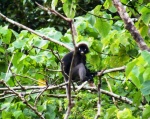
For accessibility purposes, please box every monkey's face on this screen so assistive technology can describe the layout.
[77,44,89,55]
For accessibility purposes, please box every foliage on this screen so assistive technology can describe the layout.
[0,0,150,118]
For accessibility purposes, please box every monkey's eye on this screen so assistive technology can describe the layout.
[84,49,86,51]
[78,48,81,51]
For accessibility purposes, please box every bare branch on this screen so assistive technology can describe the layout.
[36,2,72,22]
[94,76,102,119]
[97,66,126,76]
[105,77,118,108]
[47,94,76,98]
[0,82,144,110]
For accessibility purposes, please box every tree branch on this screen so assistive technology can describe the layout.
[0,80,45,119]
[112,0,150,51]
[0,12,72,51]
[0,83,144,110]
[97,66,125,76]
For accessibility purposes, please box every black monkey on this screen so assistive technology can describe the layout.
[61,43,97,83]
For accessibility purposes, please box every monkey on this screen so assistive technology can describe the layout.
[61,43,97,84]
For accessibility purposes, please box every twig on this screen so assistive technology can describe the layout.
[94,71,104,119]
[105,77,118,108]
[47,94,76,98]
[0,82,68,91]
[13,73,46,85]
[97,66,126,76]
[75,81,88,92]
[64,17,76,119]
[36,2,72,22]
[34,82,49,107]
[4,53,14,81]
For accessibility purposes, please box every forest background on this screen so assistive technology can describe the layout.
[0,0,150,118]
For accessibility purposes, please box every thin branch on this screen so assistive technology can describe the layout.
[84,86,143,110]
[34,82,49,107]
[64,17,76,119]
[97,66,126,76]
[13,73,46,85]
[4,53,14,81]
[36,3,78,118]
[105,77,118,108]
[1,80,45,119]
[94,72,103,119]
[36,2,71,22]
[47,94,76,98]
[0,82,144,110]
[75,81,88,92]
[35,5,77,115]
[0,12,72,51]
[112,0,150,51]
[0,82,68,92]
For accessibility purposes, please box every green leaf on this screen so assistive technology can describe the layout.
[141,51,150,65]
[139,24,149,38]
[63,1,76,18]
[51,0,58,10]
[13,111,22,119]
[0,46,5,53]
[38,28,62,41]
[11,29,19,38]
[143,105,150,119]
[92,5,102,15]
[30,55,45,63]
[143,67,150,81]
[110,41,119,54]
[117,108,134,119]
[141,80,150,96]
[105,106,118,119]
[86,14,96,26]
[109,5,117,13]
[140,3,150,25]
[129,72,141,89]
[94,18,111,37]
[1,72,12,82]
[3,29,12,44]
[133,91,142,106]
[33,38,49,48]
[12,38,27,49]
[45,104,56,119]
[2,111,12,118]
[0,26,7,35]
[0,27,12,44]
[126,59,138,77]
[103,0,112,9]
[12,52,24,72]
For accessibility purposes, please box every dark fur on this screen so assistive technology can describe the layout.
[61,43,97,83]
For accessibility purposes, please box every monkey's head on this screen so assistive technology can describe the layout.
[76,43,89,55]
